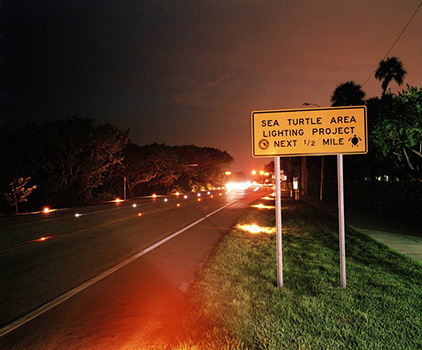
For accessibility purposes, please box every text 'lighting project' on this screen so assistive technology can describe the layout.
[251,106,367,288]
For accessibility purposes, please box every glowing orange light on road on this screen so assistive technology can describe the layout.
[114,198,122,203]
[137,213,143,217]
[251,203,276,209]
[176,203,181,207]
[236,224,276,235]
[36,236,53,242]
[197,198,202,202]
[219,193,222,196]
[175,192,180,196]
[43,207,50,213]
[259,170,265,175]
[164,198,168,202]
[183,195,188,199]
[210,195,214,198]
[152,194,157,198]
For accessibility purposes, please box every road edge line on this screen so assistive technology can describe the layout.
[0,200,237,338]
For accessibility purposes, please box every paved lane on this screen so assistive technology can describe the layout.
[0,187,268,348]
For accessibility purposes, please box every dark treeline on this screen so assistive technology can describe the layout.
[264,62,422,225]
[1,118,233,214]
[309,83,422,225]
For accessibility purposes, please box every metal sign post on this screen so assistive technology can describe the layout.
[252,106,367,289]
[275,156,283,287]
[337,155,346,288]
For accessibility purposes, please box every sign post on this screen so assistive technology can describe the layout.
[252,106,367,288]
[337,155,346,288]
[274,156,283,287]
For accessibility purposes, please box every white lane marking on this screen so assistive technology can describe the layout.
[0,200,237,338]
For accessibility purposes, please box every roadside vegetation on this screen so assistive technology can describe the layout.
[0,119,233,213]
[271,57,422,226]
[174,197,422,349]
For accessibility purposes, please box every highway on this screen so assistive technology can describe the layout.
[0,187,269,348]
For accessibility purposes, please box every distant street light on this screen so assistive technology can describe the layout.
[303,102,321,107]
[225,171,232,176]
[251,170,257,176]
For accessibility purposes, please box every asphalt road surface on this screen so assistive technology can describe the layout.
[0,187,269,349]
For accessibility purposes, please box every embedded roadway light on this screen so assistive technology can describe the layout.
[36,236,53,242]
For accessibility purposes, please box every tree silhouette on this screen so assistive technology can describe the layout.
[330,81,366,106]
[374,56,407,97]
[5,177,37,214]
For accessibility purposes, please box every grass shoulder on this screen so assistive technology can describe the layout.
[174,197,422,350]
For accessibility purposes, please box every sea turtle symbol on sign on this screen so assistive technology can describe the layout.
[349,135,362,147]
[258,139,269,150]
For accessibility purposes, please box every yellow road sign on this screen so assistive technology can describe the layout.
[252,106,367,157]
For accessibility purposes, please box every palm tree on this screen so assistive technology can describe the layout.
[374,56,407,97]
[330,81,366,106]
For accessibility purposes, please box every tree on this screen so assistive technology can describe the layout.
[121,143,180,197]
[174,145,233,191]
[5,118,128,207]
[330,81,366,106]
[375,56,407,97]
[5,177,37,214]
[116,143,234,197]
[371,85,422,179]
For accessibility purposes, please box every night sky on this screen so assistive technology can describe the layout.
[1,0,421,172]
